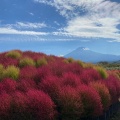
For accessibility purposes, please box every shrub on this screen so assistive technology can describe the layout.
[20,66,37,80]
[11,91,27,112]
[65,63,83,76]
[104,79,117,104]
[36,57,47,67]
[77,85,103,117]
[10,91,35,120]
[67,58,75,63]
[0,92,11,116]
[0,57,18,67]
[58,86,83,120]
[26,89,57,120]
[1,78,17,94]
[106,75,120,103]
[36,66,51,84]
[61,72,81,88]
[5,50,21,59]
[0,64,4,80]
[90,81,111,111]
[94,66,108,79]
[3,65,20,80]
[39,76,61,103]
[76,60,85,68]
[19,57,35,68]
[80,68,101,84]
[17,79,36,92]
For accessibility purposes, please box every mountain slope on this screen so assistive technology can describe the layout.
[64,47,120,63]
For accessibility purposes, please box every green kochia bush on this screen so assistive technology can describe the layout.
[3,65,20,80]
[5,50,22,59]
[36,57,47,67]
[94,66,108,79]
[0,64,4,80]
[19,57,35,67]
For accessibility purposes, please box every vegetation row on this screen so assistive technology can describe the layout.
[0,50,120,120]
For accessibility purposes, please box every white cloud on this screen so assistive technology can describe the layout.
[4,22,47,29]
[0,27,48,35]
[16,22,46,29]
[34,0,120,42]
[29,12,34,16]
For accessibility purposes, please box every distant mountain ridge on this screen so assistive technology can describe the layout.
[64,47,120,63]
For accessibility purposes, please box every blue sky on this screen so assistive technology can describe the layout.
[0,0,120,56]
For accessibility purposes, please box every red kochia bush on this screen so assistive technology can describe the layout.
[90,81,111,111]
[58,86,83,120]
[106,75,120,103]
[10,91,28,117]
[36,66,51,84]
[80,68,101,84]
[17,79,36,92]
[0,92,11,116]
[39,76,61,103]
[0,57,18,67]
[26,89,57,120]
[20,66,37,80]
[1,78,17,94]
[77,85,103,117]
[65,62,83,75]
[61,72,81,88]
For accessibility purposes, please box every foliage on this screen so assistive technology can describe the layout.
[0,50,120,119]
[19,57,35,68]
[0,64,4,80]
[36,57,47,67]
[94,66,108,79]
[5,50,22,59]
[3,65,20,80]
[26,89,57,120]
[77,85,103,117]
[58,86,83,120]
[90,81,111,110]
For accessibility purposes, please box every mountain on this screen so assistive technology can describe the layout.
[64,47,120,63]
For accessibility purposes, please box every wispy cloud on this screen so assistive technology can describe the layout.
[0,27,48,35]
[5,22,47,29]
[0,21,48,36]
[34,0,120,42]
[29,12,34,16]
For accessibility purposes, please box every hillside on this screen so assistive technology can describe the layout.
[0,50,120,120]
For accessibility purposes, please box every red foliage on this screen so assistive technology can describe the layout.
[90,81,111,111]
[36,66,51,84]
[11,91,28,112]
[80,68,101,84]
[65,62,83,75]
[17,79,36,92]
[0,92,11,116]
[58,86,83,120]
[0,57,19,67]
[106,75,120,103]
[39,76,61,103]
[26,89,57,120]
[20,66,37,80]
[1,78,17,94]
[61,72,81,88]
[77,85,103,117]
